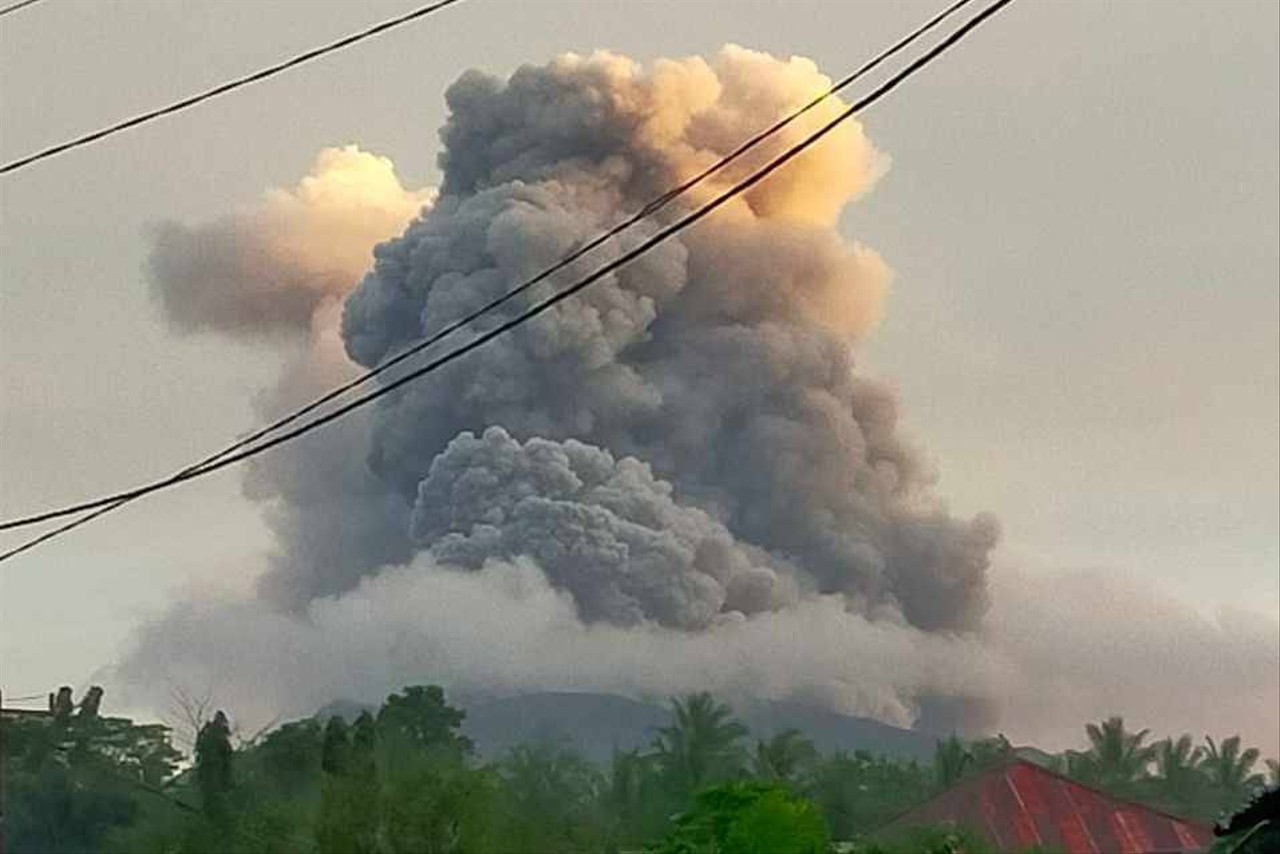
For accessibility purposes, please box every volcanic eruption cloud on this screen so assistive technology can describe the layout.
[126,48,1280,751]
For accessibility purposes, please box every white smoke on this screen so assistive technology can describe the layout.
[115,557,1280,757]
[150,145,432,339]
[121,46,1279,756]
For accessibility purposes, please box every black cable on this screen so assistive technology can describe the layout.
[0,0,1016,554]
[0,0,467,175]
[636,0,975,219]
[0,0,978,548]
[0,0,1014,538]
[0,0,44,19]
[0,494,143,562]
[0,0,979,562]
[1,692,50,703]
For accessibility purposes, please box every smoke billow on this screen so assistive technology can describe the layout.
[116,557,1280,756]
[303,46,990,633]
[413,427,800,629]
[151,145,433,339]
[121,47,1278,752]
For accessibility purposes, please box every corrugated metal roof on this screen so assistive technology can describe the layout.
[877,758,1214,853]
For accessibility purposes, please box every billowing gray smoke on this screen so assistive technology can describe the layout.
[135,47,1014,734]
[128,48,1280,751]
[412,427,798,628]
[202,47,998,634]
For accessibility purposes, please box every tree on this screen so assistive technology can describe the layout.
[650,781,829,854]
[1211,786,1279,854]
[652,693,748,800]
[194,710,234,822]
[932,734,1011,790]
[381,758,497,853]
[967,735,1012,771]
[317,713,380,854]
[317,773,379,854]
[2,690,182,853]
[1156,735,1203,783]
[1202,735,1265,815]
[351,711,379,780]
[1069,716,1155,790]
[494,743,606,852]
[807,751,932,840]
[320,715,352,775]
[933,735,971,789]
[752,729,819,786]
[1147,734,1206,811]
[855,824,995,854]
[603,748,668,847]
[377,685,473,760]
[255,718,323,795]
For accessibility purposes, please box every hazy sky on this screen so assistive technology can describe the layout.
[1,0,1276,736]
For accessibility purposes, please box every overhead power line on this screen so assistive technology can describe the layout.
[0,0,978,563]
[0,0,45,20]
[0,0,467,175]
[1,692,50,703]
[0,0,1016,559]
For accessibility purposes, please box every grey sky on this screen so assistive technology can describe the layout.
[1,0,1276,739]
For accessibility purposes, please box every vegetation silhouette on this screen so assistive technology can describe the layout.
[2,684,1274,852]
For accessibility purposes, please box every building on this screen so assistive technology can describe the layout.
[875,757,1214,853]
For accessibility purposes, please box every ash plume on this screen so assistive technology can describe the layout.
[322,46,989,633]
[150,145,432,339]
[412,426,799,629]
[115,46,1279,752]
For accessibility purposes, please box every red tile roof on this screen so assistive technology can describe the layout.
[877,758,1214,853]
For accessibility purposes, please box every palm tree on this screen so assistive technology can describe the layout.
[933,735,972,789]
[1149,734,1206,812]
[752,729,819,785]
[603,749,665,845]
[1073,717,1155,789]
[652,693,748,798]
[968,734,1013,771]
[1202,735,1265,811]
[1155,735,1204,785]
[1266,759,1280,787]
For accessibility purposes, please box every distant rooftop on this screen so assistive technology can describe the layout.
[876,757,1214,854]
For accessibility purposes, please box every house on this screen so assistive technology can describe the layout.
[874,757,1214,853]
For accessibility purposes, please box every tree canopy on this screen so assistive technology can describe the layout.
[4,685,1273,853]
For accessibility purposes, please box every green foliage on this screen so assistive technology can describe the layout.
[351,711,379,773]
[258,718,323,795]
[1154,734,1203,789]
[933,735,971,788]
[11,685,1278,854]
[493,743,607,852]
[1203,735,1265,799]
[6,757,138,853]
[2,705,182,853]
[652,692,749,800]
[381,756,498,853]
[807,750,932,840]
[753,729,820,785]
[320,715,352,775]
[603,748,670,847]
[195,710,235,822]
[1065,716,1156,795]
[376,685,473,761]
[849,823,995,853]
[650,781,829,854]
[317,774,380,854]
[931,734,1014,792]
